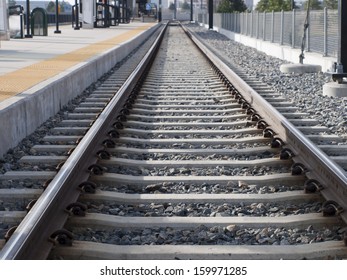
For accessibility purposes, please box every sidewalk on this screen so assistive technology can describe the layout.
[0,22,156,100]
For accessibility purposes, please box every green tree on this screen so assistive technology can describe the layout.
[323,0,338,9]
[255,0,294,12]
[217,0,234,12]
[47,1,56,12]
[255,0,270,12]
[181,0,190,10]
[59,2,65,13]
[169,2,176,10]
[303,0,323,10]
[216,0,248,13]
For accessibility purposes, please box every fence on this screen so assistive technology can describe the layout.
[197,8,338,58]
[47,12,73,25]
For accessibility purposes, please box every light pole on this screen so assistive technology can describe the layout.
[74,0,80,30]
[25,0,32,37]
[158,0,162,22]
[190,0,193,21]
[208,0,213,29]
[54,0,61,33]
[339,0,347,71]
[174,0,177,20]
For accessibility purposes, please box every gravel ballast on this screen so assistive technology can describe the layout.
[186,23,347,139]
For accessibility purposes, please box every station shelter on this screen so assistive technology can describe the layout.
[1,0,158,39]
[71,0,157,28]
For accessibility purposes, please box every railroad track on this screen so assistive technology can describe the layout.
[1,21,347,260]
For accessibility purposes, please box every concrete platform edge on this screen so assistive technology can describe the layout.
[0,23,161,158]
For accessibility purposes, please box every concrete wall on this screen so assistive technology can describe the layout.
[0,23,161,158]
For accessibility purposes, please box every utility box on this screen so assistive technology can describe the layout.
[31,8,48,36]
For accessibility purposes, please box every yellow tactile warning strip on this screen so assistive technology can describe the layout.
[0,24,154,102]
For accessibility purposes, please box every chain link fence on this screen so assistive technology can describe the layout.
[197,8,338,58]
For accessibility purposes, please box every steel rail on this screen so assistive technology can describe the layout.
[0,22,168,260]
[182,24,347,225]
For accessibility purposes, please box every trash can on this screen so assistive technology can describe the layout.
[31,7,48,36]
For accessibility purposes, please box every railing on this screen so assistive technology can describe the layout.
[47,12,73,25]
[197,8,338,58]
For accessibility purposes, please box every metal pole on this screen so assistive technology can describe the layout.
[235,13,241,33]
[271,11,274,43]
[241,12,244,34]
[190,0,193,21]
[174,0,177,20]
[158,0,162,22]
[208,0,213,29]
[250,11,253,37]
[339,0,347,71]
[256,11,259,39]
[306,10,310,52]
[323,7,327,57]
[54,0,61,33]
[292,9,295,48]
[263,11,266,41]
[280,10,284,45]
[25,0,32,37]
[299,0,311,64]
[74,0,80,30]
[20,13,24,38]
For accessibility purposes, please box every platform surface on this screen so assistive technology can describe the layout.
[0,22,156,103]
[0,21,158,158]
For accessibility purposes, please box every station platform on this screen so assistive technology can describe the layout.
[0,21,159,158]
